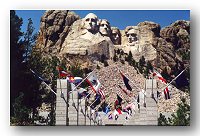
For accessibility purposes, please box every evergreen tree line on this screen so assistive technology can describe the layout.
[10,10,90,125]
[158,98,190,126]
[113,49,153,78]
[11,10,66,125]
[113,49,190,92]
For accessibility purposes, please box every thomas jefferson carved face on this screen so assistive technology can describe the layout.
[111,27,121,45]
[99,19,111,36]
[83,13,98,33]
[126,29,138,43]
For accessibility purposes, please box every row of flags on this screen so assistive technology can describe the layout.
[30,64,189,122]
[152,67,189,100]
[153,69,171,99]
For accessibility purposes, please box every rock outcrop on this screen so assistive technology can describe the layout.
[36,10,80,54]
[36,11,114,60]
[155,20,190,73]
[35,10,190,80]
[115,22,160,62]
[60,18,114,59]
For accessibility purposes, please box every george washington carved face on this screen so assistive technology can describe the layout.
[83,13,98,33]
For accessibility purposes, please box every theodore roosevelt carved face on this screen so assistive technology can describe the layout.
[111,27,121,45]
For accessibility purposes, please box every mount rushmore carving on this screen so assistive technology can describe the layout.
[36,10,190,69]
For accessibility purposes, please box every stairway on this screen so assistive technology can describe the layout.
[55,79,158,125]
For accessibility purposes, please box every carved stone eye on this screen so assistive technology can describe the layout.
[131,34,137,37]
[126,33,137,37]
[86,18,90,22]
[100,24,105,27]
[91,18,95,22]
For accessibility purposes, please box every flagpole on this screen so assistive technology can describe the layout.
[93,100,105,125]
[79,70,96,103]
[57,66,64,94]
[67,70,94,118]
[77,93,98,125]
[117,67,146,96]
[90,108,92,125]
[117,84,139,110]
[94,99,105,111]
[42,81,57,95]
[72,70,94,92]
[89,97,99,107]
[85,97,87,125]
[133,97,140,105]
[144,78,146,107]
[102,107,111,121]
[151,74,154,98]
[162,66,188,90]
[72,70,95,104]
[70,70,95,125]
[30,69,57,95]
[77,93,79,126]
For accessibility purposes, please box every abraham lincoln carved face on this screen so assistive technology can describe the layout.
[126,29,138,44]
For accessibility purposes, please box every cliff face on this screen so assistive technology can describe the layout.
[36,10,115,60]
[35,10,190,74]
[156,20,190,73]
[36,10,80,54]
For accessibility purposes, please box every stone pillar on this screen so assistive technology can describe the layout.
[55,79,68,125]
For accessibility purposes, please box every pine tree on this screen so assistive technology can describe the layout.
[170,98,190,126]
[117,49,120,54]
[158,113,170,126]
[113,53,118,62]
[132,58,136,67]
[127,51,133,61]
[125,51,133,65]
[10,11,42,125]
[10,10,25,118]
[28,51,60,125]
[139,56,146,67]
[97,64,100,69]
[161,67,170,81]
[11,92,31,125]
[23,18,38,61]
[146,61,153,71]
[100,54,106,63]
[158,98,190,126]
[104,60,109,67]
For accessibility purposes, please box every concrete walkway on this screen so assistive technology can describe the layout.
[55,79,158,125]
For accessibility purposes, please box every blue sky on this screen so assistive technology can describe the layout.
[16,10,190,34]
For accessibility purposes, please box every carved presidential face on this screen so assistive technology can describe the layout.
[111,28,121,45]
[83,13,98,33]
[126,29,138,43]
[99,19,111,36]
